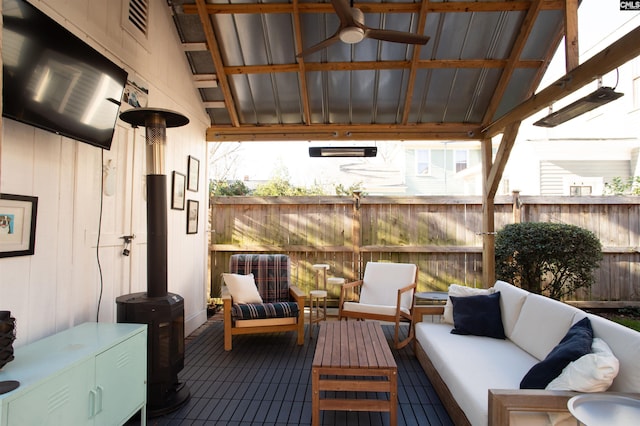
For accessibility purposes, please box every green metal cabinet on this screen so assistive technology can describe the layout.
[0,323,147,426]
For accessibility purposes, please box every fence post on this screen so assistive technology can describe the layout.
[512,190,522,224]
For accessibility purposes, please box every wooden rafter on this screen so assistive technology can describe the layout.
[194,0,240,127]
[292,0,313,125]
[206,122,482,142]
[564,0,579,72]
[481,0,543,125]
[483,24,640,138]
[221,59,542,75]
[182,1,564,15]
[401,0,430,125]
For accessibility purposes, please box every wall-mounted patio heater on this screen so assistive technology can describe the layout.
[309,146,377,157]
[533,87,623,127]
[116,107,190,417]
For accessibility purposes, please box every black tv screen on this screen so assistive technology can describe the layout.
[2,0,128,150]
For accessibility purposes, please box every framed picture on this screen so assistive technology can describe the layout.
[0,193,38,258]
[187,155,199,192]
[171,171,186,210]
[187,200,199,234]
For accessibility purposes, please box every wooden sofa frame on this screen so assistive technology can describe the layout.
[413,305,593,426]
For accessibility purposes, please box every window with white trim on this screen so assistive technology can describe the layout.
[416,150,431,175]
[454,150,468,172]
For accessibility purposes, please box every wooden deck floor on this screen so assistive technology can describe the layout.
[145,318,453,426]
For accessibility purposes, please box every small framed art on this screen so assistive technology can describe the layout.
[187,155,199,192]
[171,171,186,210]
[187,200,199,234]
[0,193,38,258]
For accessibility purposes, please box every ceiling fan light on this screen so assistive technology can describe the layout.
[339,27,365,44]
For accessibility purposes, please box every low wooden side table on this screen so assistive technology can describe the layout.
[312,321,398,426]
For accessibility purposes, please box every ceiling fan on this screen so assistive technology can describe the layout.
[297,0,430,58]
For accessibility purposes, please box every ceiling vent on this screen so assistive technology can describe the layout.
[122,0,150,48]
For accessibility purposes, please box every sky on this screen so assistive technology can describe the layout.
[209,1,640,188]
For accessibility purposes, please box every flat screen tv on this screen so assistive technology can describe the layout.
[2,0,128,150]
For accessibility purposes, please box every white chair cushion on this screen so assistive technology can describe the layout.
[223,273,263,304]
[343,301,411,317]
[443,284,496,325]
[359,262,417,310]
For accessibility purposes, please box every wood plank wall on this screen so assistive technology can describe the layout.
[209,195,640,303]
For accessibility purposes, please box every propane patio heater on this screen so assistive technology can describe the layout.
[116,107,190,416]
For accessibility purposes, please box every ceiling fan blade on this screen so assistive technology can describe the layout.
[365,28,430,45]
[330,0,356,26]
[297,33,342,58]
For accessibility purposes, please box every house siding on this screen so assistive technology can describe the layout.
[0,0,209,345]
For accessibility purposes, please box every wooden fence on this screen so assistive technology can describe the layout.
[209,194,640,303]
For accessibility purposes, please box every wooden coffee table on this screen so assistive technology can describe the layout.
[312,321,398,426]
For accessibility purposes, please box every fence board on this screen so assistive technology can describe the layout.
[209,195,640,302]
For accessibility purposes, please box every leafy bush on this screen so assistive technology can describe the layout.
[604,176,640,195]
[210,179,251,196]
[495,222,602,300]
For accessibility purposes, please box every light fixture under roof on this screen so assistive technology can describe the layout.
[533,87,624,128]
[309,147,377,157]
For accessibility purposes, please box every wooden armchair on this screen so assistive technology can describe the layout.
[338,261,418,349]
[223,254,305,350]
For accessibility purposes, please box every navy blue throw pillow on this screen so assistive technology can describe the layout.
[450,292,506,339]
[520,317,594,389]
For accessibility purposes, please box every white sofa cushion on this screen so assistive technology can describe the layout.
[510,293,581,360]
[546,337,619,392]
[416,321,538,426]
[443,284,496,325]
[359,262,417,311]
[587,313,640,393]
[493,280,529,338]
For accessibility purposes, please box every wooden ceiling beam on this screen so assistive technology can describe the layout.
[206,123,482,142]
[564,0,579,72]
[402,0,431,125]
[482,24,640,138]
[481,0,543,124]
[182,1,563,15]
[292,0,312,125]
[222,59,542,75]
[195,0,240,126]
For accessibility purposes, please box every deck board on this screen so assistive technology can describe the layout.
[137,319,453,426]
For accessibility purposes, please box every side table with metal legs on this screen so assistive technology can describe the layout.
[310,264,330,337]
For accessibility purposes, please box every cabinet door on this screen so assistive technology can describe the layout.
[94,331,147,426]
[7,359,94,426]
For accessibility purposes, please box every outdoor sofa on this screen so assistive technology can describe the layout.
[414,280,640,426]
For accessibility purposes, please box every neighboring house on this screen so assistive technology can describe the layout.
[402,141,485,196]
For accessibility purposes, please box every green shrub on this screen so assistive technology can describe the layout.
[495,222,602,300]
[210,179,251,196]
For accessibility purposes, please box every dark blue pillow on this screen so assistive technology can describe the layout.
[450,292,506,339]
[520,317,593,389]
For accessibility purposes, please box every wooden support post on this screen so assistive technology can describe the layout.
[481,139,495,288]
[352,191,362,279]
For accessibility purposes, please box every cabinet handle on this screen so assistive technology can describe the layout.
[89,389,97,418]
[96,385,104,415]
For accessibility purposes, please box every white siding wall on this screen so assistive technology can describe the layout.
[0,0,210,346]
